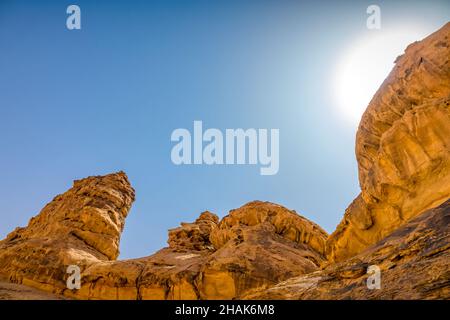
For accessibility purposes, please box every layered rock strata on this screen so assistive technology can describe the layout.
[1,23,449,301]
[243,199,450,300]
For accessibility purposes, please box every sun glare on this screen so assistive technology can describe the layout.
[334,26,432,125]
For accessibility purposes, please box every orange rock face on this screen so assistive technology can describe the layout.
[243,199,450,300]
[0,172,135,294]
[0,179,327,299]
[327,22,450,262]
[1,23,449,301]
[168,211,218,251]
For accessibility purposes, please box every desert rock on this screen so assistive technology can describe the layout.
[1,23,449,301]
[243,199,450,300]
[168,211,219,251]
[327,22,450,262]
[0,181,328,299]
[0,172,135,294]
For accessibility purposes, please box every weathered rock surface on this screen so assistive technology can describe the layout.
[0,172,135,294]
[243,199,450,300]
[126,201,327,299]
[168,211,218,251]
[327,22,450,262]
[0,277,65,300]
[1,23,449,301]
[0,178,327,299]
[210,201,327,256]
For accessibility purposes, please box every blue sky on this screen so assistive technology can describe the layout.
[0,0,449,259]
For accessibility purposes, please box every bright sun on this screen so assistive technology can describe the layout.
[334,26,432,124]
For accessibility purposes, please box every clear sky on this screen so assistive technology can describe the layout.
[0,0,449,259]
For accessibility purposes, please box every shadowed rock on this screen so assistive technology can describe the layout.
[243,199,450,300]
[0,177,327,299]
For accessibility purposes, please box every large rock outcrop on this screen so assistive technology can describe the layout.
[243,199,450,300]
[0,178,328,299]
[0,172,135,293]
[0,277,65,300]
[327,22,450,262]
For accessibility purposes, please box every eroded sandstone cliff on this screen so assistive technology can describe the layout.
[0,178,328,299]
[326,22,450,262]
[0,172,135,293]
[0,23,449,300]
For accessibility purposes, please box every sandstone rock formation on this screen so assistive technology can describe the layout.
[0,23,449,301]
[0,178,328,299]
[168,211,218,251]
[0,277,65,300]
[0,172,135,294]
[327,22,450,262]
[210,201,327,257]
[243,199,450,299]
